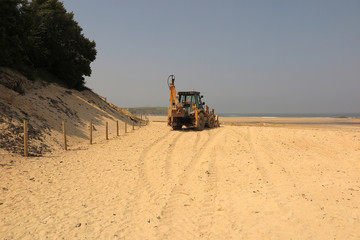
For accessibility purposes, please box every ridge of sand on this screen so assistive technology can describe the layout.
[0,67,139,156]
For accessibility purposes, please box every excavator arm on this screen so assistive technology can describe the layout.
[168,75,180,108]
[168,75,185,127]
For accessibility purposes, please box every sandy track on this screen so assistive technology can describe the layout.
[1,122,360,239]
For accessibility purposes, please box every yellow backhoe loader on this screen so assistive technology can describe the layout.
[167,75,219,130]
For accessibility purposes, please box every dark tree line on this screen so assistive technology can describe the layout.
[0,0,97,90]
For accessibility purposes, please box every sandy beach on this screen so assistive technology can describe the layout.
[1,118,360,239]
[2,1,360,239]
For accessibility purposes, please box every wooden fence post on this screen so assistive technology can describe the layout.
[24,120,28,157]
[89,122,93,144]
[116,120,119,136]
[139,120,141,128]
[106,121,109,140]
[125,122,127,133]
[62,121,67,151]
[132,121,134,130]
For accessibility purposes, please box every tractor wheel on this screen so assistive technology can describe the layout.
[172,125,182,130]
[208,116,215,128]
[195,113,205,131]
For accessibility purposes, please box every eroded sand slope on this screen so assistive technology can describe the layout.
[1,122,360,239]
[0,67,139,155]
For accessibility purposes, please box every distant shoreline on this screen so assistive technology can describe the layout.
[148,116,360,127]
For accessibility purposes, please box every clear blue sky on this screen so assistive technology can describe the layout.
[62,0,360,114]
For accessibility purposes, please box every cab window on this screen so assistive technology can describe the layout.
[194,95,201,108]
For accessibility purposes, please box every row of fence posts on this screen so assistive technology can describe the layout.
[23,116,148,157]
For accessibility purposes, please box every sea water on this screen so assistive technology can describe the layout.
[219,113,360,119]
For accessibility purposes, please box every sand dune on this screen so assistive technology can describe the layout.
[1,119,359,239]
[0,67,142,156]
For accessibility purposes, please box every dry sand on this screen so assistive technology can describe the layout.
[1,117,359,239]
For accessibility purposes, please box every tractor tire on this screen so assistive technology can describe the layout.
[195,113,205,131]
[172,125,182,130]
[208,116,215,128]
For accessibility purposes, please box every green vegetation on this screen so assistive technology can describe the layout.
[128,107,168,116]
[0,0,96,90]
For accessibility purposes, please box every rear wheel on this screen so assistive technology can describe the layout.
[195,113,205,131]
[172,125,182,130]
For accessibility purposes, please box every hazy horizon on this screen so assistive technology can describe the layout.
[62,0,360,114]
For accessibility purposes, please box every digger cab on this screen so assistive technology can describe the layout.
[178,91,204,116]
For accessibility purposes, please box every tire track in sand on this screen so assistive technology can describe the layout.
[206,127,251,239]
[245,127,314,239]
[197,143,225,239]
[116,129,202,239]
[116,130,174,239]
[157,127,224,239]
[201,126,265,239]
[164,131,197,181]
